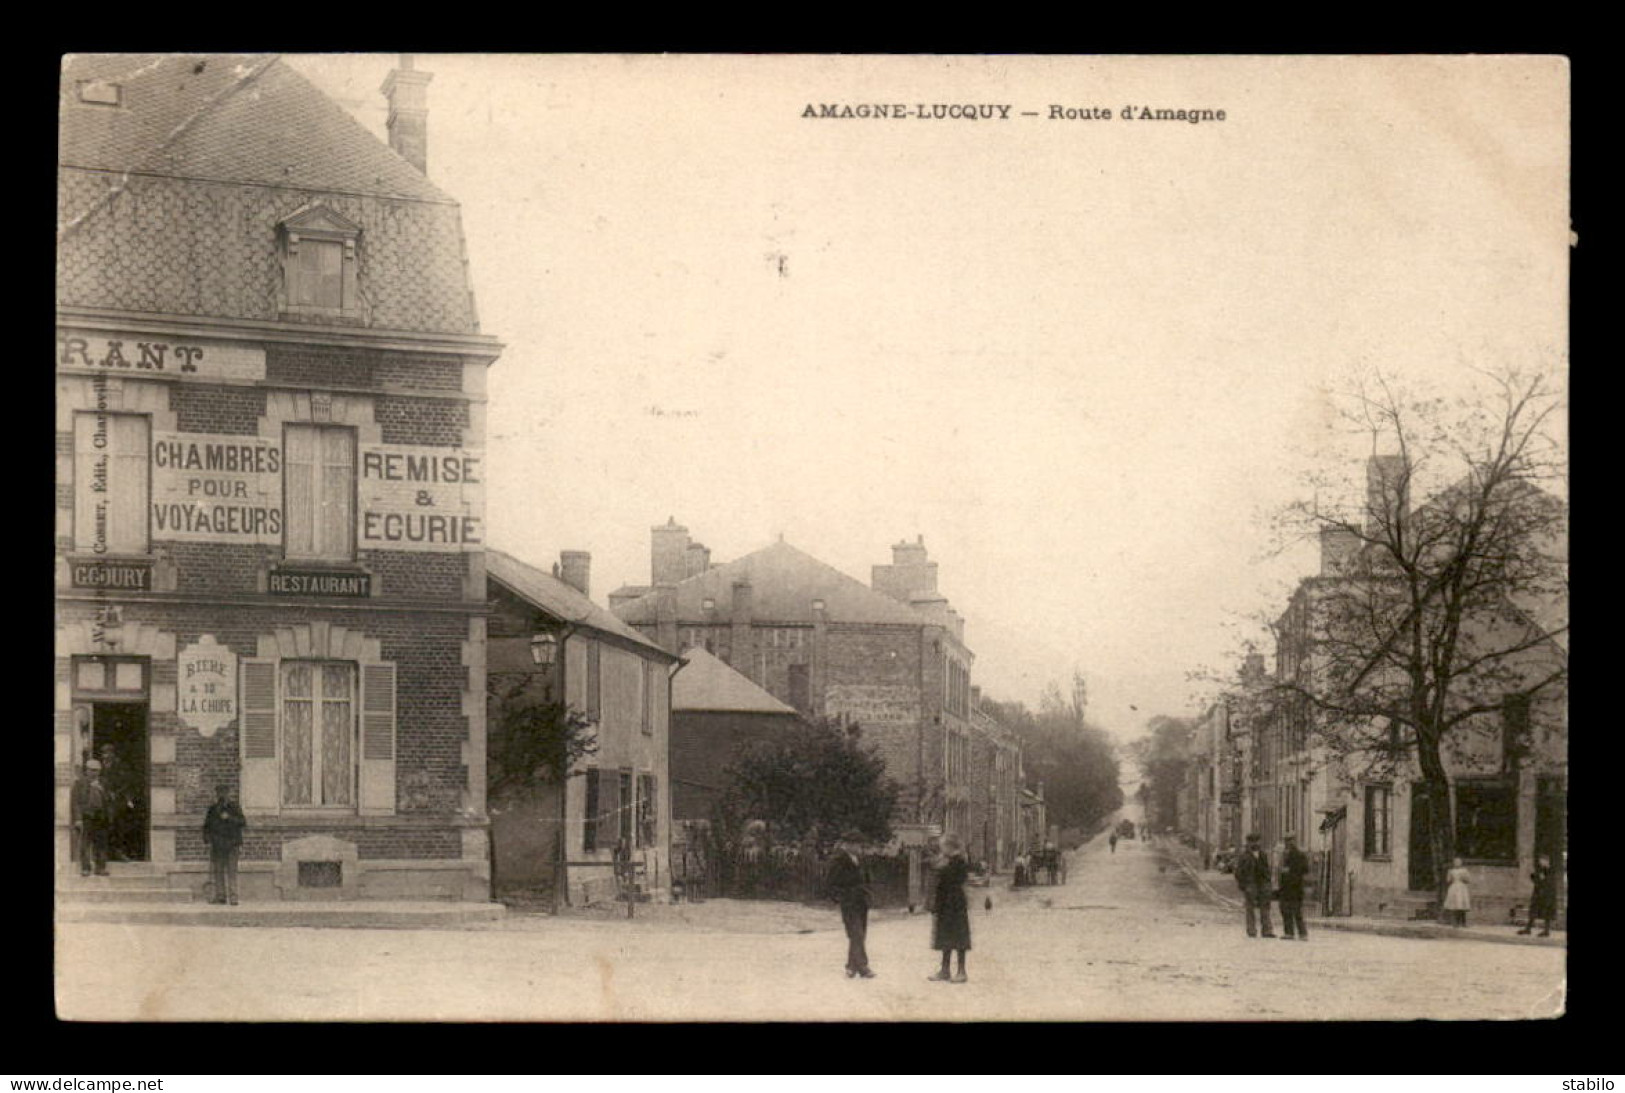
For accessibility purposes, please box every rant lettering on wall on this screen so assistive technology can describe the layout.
[57,329,266,383]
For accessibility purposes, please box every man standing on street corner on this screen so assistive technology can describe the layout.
[826,831,876,979]
[1277,834,1310,940]
[1235,832,1276,938]
[71,759,111,876]
[203,782,247,905]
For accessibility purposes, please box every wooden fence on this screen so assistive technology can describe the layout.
[673,844,910,907]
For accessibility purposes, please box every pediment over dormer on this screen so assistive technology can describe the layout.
[279,203,362,237]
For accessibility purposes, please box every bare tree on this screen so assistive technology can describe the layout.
[1272,369,1567,916]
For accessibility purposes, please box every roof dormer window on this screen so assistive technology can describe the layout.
[278,203,364,322]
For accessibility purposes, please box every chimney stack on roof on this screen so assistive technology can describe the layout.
[651,516,691,586]
[1365,454,1408,538]
[684,541,712,579]
[381,54,432,175]
[559,551,591,598]
[872,534,939,603]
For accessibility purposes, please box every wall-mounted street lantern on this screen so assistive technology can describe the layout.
[529,631,558,667]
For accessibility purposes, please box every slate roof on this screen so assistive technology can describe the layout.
[59,54,451,204]
[671,648,798,715]
[487,549,676,660]
[612,539,933,627]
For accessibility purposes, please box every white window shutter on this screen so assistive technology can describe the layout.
[359,661,397,815]
[239,658,279,812]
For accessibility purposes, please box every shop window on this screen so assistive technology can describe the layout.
[284,424,355,561]
[1364,784,1392,858]
[1455,779,1517,864]
[73,412,150,554]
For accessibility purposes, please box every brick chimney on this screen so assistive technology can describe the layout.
[381,55,433,175]
[651,517,691,586]
[1365,454,1408,538]
[558,550,591,598]
[684,541,712,579]
[872,533,939,603]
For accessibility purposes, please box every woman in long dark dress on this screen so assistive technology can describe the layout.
[929,833,972,983]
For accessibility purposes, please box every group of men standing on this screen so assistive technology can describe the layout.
[70,760,246,904]
[1231,832,1311,940]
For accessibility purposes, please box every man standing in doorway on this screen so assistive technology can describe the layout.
[1277,835,1309,940]
[825,832,875,979]
[70,759,110,876]
[203,783,247,905]
[1234,832,1276,938]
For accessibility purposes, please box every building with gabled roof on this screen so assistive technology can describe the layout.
[610,520,1007,888]
[56,54,501,905]
[668,647,799,826]
[486,549,679,907]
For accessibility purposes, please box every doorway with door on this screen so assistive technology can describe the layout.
[71,656,151,864]
[1408,781,1438,893]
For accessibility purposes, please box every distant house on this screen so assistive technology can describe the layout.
[486,548,679,907]
[612,520,1026,902]
[611,522,978,836]
[669,647,799,825]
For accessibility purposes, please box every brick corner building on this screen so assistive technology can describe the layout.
[56,54,502,902]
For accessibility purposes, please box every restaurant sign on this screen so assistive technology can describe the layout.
[268,567,372,598]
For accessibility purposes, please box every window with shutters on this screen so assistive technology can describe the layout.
[73,412,149,554]
[641,662,656,736]
[583,768,601,852]
[281,661,356,808]
[283,424,355,561]
[240,652,393,815]
[585,641,602,720]
[1364,784,1392,859]
[618,770,634,850]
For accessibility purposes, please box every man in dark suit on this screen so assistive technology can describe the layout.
[1234,832,1276,938]
[1277,834,1310,940]
[825,832,876,978]
[70,759,110,876]
[203,783,248,905]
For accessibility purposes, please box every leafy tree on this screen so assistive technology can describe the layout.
[486,675,598,800]
[1131,715,1195,833]
[715,717,897,856]
[983,672,1123,835]
[1269,369,1567,914]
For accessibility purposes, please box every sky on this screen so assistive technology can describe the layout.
[286,54,1568,743]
